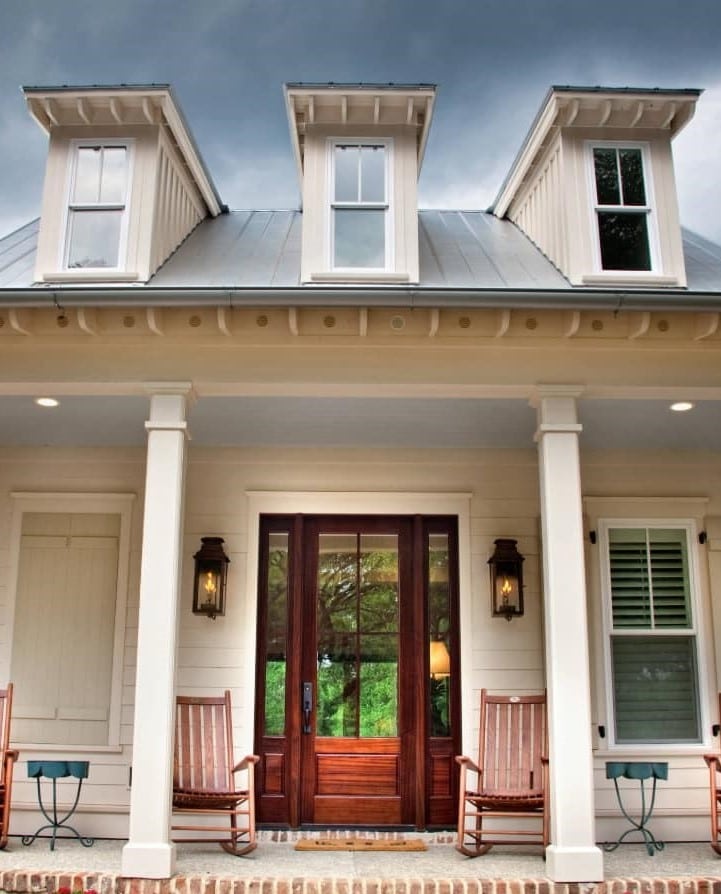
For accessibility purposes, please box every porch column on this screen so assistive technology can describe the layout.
[533,386,603,882]
[121,384,194,879]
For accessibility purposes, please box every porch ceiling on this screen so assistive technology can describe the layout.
[1,394,720,450]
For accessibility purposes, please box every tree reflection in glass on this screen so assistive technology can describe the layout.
[316,533,399,737]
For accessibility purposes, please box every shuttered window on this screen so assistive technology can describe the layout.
[607,527,701,744]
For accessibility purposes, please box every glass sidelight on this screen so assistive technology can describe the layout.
[428,533,451,737]
[263,532,290,736]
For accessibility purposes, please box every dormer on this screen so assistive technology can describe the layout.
[25,85,223,284]
[285,83,435,284]
[492,86,701,288]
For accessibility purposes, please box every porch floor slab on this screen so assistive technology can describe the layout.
[2,834,721,893]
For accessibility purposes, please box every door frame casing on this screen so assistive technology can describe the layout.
[243,491,474,789]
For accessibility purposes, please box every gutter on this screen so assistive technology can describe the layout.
[2,286,721,312]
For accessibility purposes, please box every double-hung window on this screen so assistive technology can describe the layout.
[591,144,654,272]
[602,523,702,745]
[65,142,130,270]
[331,141,389,270]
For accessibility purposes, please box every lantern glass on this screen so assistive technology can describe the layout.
[193,537,229,619]
[488,538,524,620]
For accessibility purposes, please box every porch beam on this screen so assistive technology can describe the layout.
[533,385,604,883]
[121,383,194,880]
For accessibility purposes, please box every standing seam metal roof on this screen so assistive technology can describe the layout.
[1,210,720,293]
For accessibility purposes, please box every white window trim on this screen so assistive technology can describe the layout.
[585,140,661,277]
[597,516,712,754]
[6,492,135,752]
[60,139,135,274]
[326,137,394,274]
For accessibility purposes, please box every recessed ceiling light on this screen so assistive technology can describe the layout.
[670,401,694,412]
[34,397,59,408]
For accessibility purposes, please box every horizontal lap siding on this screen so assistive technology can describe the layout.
[0,445,720,839]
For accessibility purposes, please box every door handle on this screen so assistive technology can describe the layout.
[302,682,313,734]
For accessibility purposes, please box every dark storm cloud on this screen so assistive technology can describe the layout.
[1,0,720,240]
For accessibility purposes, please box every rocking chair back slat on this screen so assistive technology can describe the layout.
[0,686,10,755]
[480,694,545,795]
[175,694,232,793]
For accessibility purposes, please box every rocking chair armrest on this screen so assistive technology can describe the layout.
[232,754,260,774]
[456,755,482,775]
[4,749,19,762]
[704,753,721,771]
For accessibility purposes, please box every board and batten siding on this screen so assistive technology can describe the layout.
[12,512,120,745]
[0,443,719,841]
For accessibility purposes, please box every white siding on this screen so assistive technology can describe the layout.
[0,444,719,840]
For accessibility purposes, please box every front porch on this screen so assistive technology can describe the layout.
[2,832,721,894]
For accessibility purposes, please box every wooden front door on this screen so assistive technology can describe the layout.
[255,514,459,829]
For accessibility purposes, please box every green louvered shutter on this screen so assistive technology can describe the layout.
[608,527,700,744]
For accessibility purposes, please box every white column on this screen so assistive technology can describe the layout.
[121,384,193,879]
[534,386,604,882]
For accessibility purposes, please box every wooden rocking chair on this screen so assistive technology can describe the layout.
[172,691,259,856]
[0,683,19,851]
[456,689,549,856]
[703,693,721,855]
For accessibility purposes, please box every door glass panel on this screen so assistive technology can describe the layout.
[360,634,398,736]
[316,531,399,737]
[360,534,399,631]
[317,633,358,736]
[428,533,451,737]
[264,532,289,735]
[317,534,358,632]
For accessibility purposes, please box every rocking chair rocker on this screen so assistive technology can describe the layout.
[0,683,18,851]
[172,691,259,856]
[456,689,549,856]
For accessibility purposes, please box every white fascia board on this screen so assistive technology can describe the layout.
[159,92,222,217]
[493,92,561,219]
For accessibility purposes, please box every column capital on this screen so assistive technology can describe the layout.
[530,384,586,405]
[531,386,584,439]
[144,383,196,437]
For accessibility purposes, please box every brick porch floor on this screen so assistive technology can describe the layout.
[2,833,721,894]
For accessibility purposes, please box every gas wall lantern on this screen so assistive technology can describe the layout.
[488,538,524,621]
[192,536,229,620]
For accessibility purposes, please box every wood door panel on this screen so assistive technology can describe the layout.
[263,751,285,795]
[312,796,402,825]
[316,753,399,796]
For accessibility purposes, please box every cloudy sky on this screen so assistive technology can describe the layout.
[1,0,721,243]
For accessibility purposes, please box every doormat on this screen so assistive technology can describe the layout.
[295,837,427,852]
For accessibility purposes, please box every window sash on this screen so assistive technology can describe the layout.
[602,522,702,745]
[64,142,130,271]
[589,142,654,273]
[330,141,389,270]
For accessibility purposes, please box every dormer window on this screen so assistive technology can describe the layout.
[65,141,131,270]
[331,140,390,270]
[591,143,655,272]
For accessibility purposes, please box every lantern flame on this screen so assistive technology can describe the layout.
[204,571,217,596]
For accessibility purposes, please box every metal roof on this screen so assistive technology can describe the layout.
[2,210,721,295]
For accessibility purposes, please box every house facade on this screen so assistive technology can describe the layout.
[1,81,721,884]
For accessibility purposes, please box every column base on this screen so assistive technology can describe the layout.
[545,844,604,882]
[121,841,177,879]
